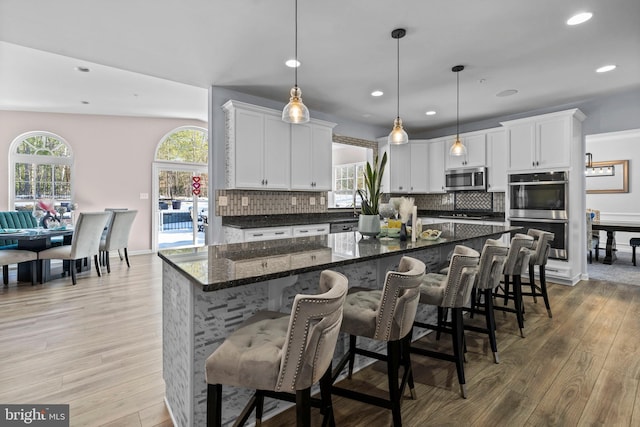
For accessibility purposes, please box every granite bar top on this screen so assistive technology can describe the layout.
[158,222,519,291]
[221,210,505,229]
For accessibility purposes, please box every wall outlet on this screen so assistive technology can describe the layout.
[291,196,297,206]
[242,196,249,207]
[218,195,228,206]
[320,196,325,205]
[310,197,316,206]
[140,192,149,200]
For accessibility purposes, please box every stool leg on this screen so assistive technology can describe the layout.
[633,246,637,266]
[451,308,467,398]
[387,340,402,427]
[319,363,336,427]
[514,275,525,338]
[295,388,311,427]
[401,332,416,400]
[207,384,222,427]
[255,392,264,426]
[539,266,552,318]
[528,264,537,303]
[503,275,510,306]
[484,289,499,363]
[347,335,356,379]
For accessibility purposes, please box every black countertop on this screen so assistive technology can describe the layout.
[221,211,505,229]
[158,222,518,291]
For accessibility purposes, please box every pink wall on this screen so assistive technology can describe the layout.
[0,110,207,252]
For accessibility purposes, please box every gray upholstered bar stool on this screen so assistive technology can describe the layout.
[410,245,480,398]
[493,233,534,338]
[205,270,348,427]
[331,256,425,427]
[1,249,38,285]
[466,239,509,363]
[522,229,554,317]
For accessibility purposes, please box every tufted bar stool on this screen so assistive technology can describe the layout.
[331,256,425,427]
[494,233,534,338]
[410,245,480,398]
[465,239,509,363]
[522,229,554,317]
[205,270,348,427]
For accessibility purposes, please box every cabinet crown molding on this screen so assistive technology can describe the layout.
[500,108,586,127]
[222,99,336,128]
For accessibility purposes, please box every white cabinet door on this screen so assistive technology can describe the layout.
[486,130,507,192]
[389,143,411,193]
[537,116,570,169]
[428,140,446,193]
[292,223,330,236]
[507,122,536,172]
[290,124,314,190]
[244,226,292,242]
[409,143,429,193]
[263,115,291,189]
[311,124,333,190]
[445,134,486,169]
[234,109,265,188]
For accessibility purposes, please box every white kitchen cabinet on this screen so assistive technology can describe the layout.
[290,122,335,190]
[409,142,429,193]
[244,226,292,242]
[292,223,330,237]
[503,109,586,172]
[427,139,446,193]
[445,133,486,170]
[381,141,429,194]
[486,129,507,192]
[290,248,332,269]
[388,143,411,193]
[223,101,290,190]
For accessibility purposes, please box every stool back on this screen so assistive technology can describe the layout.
[475,239,508,291]
[374,256,425,341]
[503,234,534,276]
[276,270,348,392]
[441,245,480,308]
[527,228,554,266]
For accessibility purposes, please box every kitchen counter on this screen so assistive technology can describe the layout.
[159,222,518,426]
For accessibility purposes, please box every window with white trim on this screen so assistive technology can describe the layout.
[331,162,366,208]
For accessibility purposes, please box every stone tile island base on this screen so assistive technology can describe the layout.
[161,233,495,426]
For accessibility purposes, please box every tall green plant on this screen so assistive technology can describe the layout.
[357,152,387,215]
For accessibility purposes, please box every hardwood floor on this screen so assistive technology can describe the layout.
[1,254,639,426]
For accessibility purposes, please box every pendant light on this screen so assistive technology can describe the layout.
[449,65,467,156]
[388,28,408,145]
[282,0,310,124]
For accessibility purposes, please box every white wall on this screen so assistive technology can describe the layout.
[586,128,640,251]
[0,110,207,252]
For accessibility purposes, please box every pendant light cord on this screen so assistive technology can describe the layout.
[396,35,400,120]
[294,0,298,88]
[456,70,459,138]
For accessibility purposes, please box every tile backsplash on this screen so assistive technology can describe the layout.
[216,190,328,216]
[385,192,505,213]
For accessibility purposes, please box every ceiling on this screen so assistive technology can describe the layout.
[1,0,639,133]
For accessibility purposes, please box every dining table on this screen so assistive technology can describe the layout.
[591,220,640,264]
[0,227,74,282]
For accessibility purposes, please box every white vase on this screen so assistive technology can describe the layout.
[358,214,381,237]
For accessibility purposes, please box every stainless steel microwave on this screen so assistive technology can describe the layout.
[444,167,487,192]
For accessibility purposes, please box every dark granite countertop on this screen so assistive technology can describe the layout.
[158,222,518,291]
[221,210,505,229]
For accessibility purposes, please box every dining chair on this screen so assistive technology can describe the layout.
[1,249,38,285]
[38,212,111,285]
[205,270,348,427]
[99,210,137,273]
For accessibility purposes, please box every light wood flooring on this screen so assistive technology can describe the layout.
[1,254,639,426]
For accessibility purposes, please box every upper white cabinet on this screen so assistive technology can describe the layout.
[223,100,335,191]
[291,123,334,190]
[486,129,507,192]
[502,109,586,172]
[409,142,429,193]
[427,139,446,193]
[445,133,486,170]
[380,141,427,193]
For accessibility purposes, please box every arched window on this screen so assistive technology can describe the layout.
[9,131,74,212]
[155,126,208,164]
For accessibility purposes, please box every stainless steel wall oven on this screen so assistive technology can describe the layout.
[509,171,569,260]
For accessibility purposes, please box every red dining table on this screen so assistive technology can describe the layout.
[0,228,74,282]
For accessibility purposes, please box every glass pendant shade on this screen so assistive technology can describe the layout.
[449,137,467,156]
[388,117,409,145]
[282,86,310,123]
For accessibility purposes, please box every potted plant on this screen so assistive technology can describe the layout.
[357,152,387,237]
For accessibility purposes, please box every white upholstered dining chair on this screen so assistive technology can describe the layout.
[99,210,137,273]
[1,249,38,286]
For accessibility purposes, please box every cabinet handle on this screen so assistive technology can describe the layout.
[299,230,308,233]
[536,161,539,166]
[532,161,535,167]
[253,233,263,237]
[265,179,268,185]
[261,179,265,185]
[275,231,285,235]
[317,229,325,232]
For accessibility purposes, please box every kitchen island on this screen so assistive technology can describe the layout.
[158,222,518,427]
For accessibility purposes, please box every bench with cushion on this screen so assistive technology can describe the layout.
[0,211,39,249]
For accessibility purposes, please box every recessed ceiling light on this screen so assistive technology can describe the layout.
[425,111,436,116]
[371,90,384,97]
[496,89,518,97]
[285,59,300,68]
[81,100,90,104]
[567,12,593,26]
[596,65,616,73]
[75,66,90,72]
